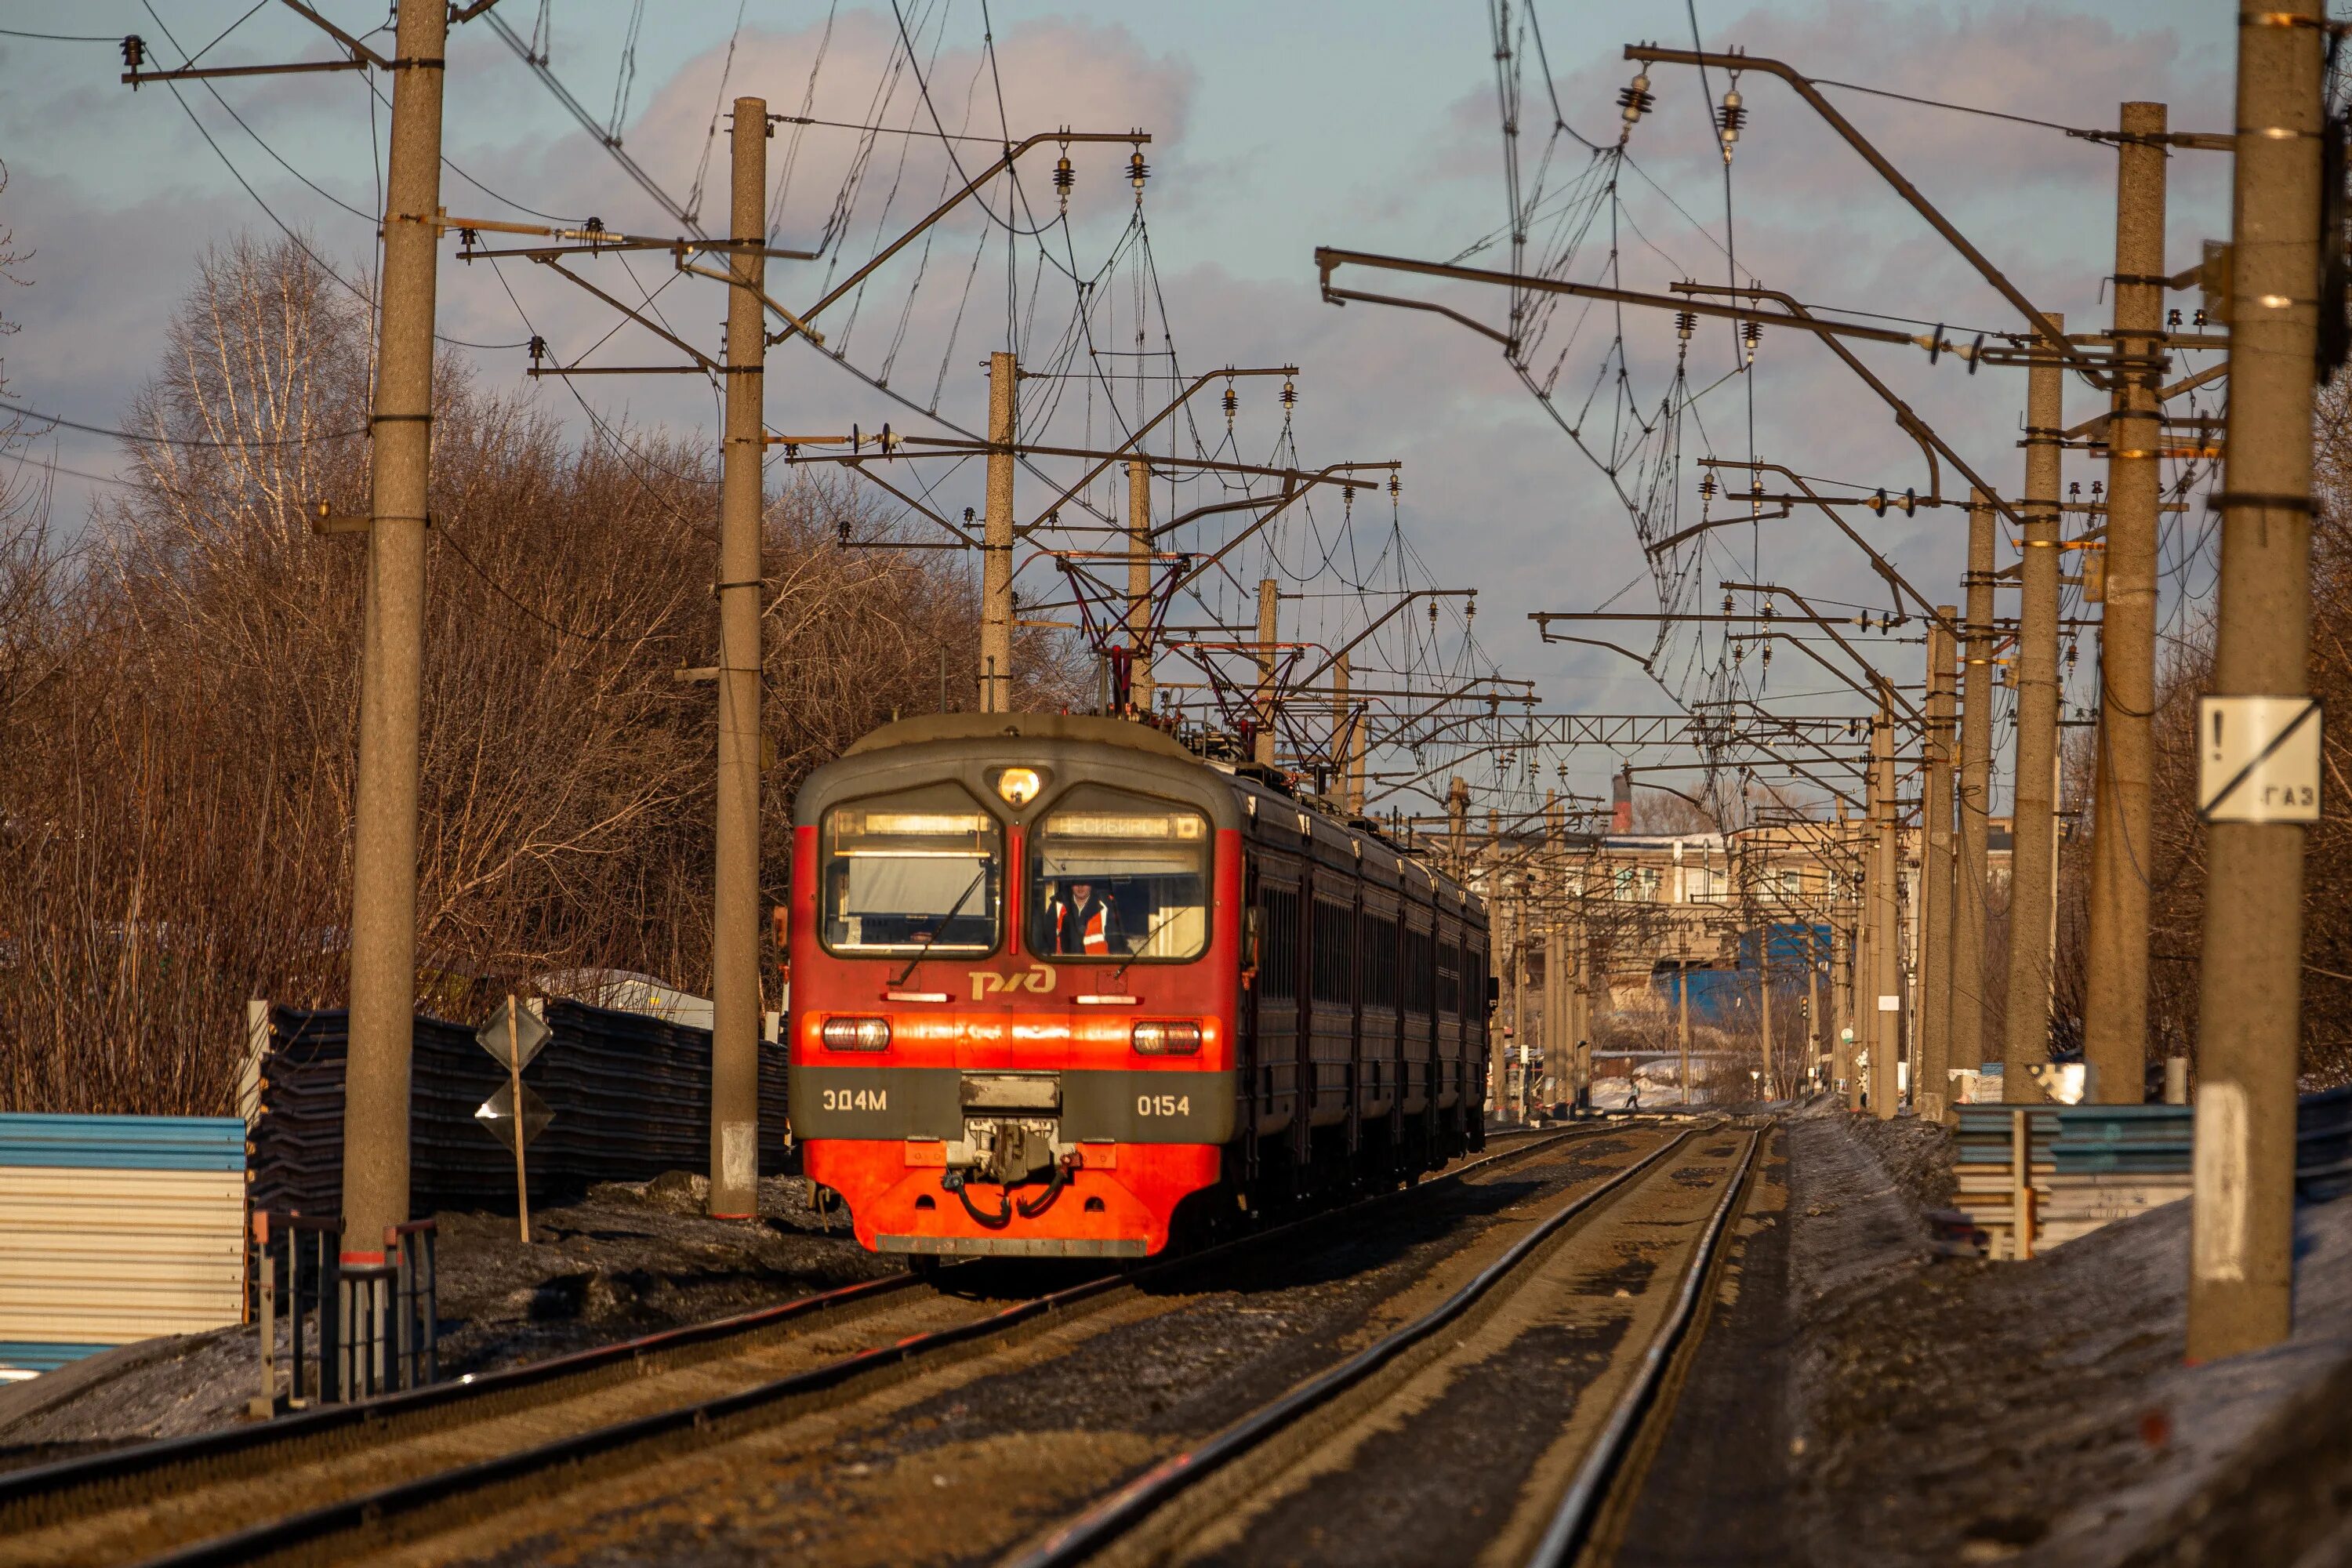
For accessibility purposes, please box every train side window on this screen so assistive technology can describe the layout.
[820,782,1002,956]
[1357,912,1397,1011]
[1028,786,1211,961]
[1402,925,1433,1015]
[1311,899,1353,1004]
[1257,886,1301,999]
[1437,941,1461,1018]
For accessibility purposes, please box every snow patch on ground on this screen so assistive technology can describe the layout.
[1778,1104,2352,1567]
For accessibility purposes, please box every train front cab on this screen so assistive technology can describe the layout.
[787,716,1243,1258]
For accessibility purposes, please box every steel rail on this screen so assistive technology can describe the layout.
[0,1269,928,1528]
[82,1129,1599,1568]
[1000,1123,1723,1568]
[1526,1127,1766,1566]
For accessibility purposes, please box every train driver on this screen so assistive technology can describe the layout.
[1046,880,1115,956]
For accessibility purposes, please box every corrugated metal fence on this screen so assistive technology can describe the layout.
[244,1000,789,1216]
[0,1116,247,1379]
[2303,1083,2352,1202]
[1955,1087,2352,1257]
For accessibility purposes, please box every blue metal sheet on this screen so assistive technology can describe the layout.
[0,1341,111,1376]
[2053,1151,2194,1174]
[1737,923,1831,971]
[0,1115,245,1171]
[1646,967,1750,1029]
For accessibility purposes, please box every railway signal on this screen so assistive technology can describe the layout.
[474,997,554,1244]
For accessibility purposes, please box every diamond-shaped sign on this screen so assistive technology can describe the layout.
[476,1004,552,1073]
[475,1081,553,1153]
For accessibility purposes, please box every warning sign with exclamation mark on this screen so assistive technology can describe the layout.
[2197,695,2322,823]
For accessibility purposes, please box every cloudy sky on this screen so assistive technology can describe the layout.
[0,2,2238,816]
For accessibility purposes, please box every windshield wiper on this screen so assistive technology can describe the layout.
[1109,907,1189,984]
[890,866,989,986]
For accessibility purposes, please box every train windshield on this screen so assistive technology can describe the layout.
[1029,786,1210,962]
[821,784,1002,956]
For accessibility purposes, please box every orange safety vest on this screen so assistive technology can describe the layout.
[1051,898,1112,956]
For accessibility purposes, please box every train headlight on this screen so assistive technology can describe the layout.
[996,767,1043,807]
[820,1016,893,1051]
[1131,1020,1202,1055]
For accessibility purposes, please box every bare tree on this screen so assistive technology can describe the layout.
[0,235,1078,1114]
[1628,788,1719,837]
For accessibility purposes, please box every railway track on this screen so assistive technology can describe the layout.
[1005,1120,1765,1568]
[0,1123,1612,1568]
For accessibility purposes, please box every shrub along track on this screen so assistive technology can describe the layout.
[0,1122,1621,1568]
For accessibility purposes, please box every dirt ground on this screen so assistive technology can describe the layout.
[0,1173,894,1469]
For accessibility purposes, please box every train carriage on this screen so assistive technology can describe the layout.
[786,713,1489,1258]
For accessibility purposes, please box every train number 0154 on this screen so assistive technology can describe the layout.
[1135,1094,1191,1118]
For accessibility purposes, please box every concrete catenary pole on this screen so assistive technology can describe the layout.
[707,98,768,1221]
[1574,927,1595,1109]
[1831,806,1856,1106]
[2190,5,2323,1361]
[1806,927,1825,1090]
[1511,895,1528,1118]
[1677,931,1693,1108]
[1331,652,1352,803]
[1955,492,1998,1091]
[1918,608,1959,1122]
[1871,683,1901,1120]
[1345,679,1367,815]
[2081,102,2169,1106]
[1855,813,1877,1113]
[1254,577,1279,768]
[1543,790,1566,1106]
[2002,312,2066,1103]
[978,351,1018,712]
[1127,458,1154,713]
[341,0,448,1301]
[1759,931,1775,1102]
[1446,775,1470,877]
[1487,816,1508,1121]
[1544,924,1564,1108]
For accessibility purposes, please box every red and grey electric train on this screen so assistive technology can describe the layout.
[784,713,1493,1258]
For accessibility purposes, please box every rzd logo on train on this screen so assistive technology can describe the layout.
[968,964,1057,1001]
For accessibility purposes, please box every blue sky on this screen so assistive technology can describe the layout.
[0,2,2241,816]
